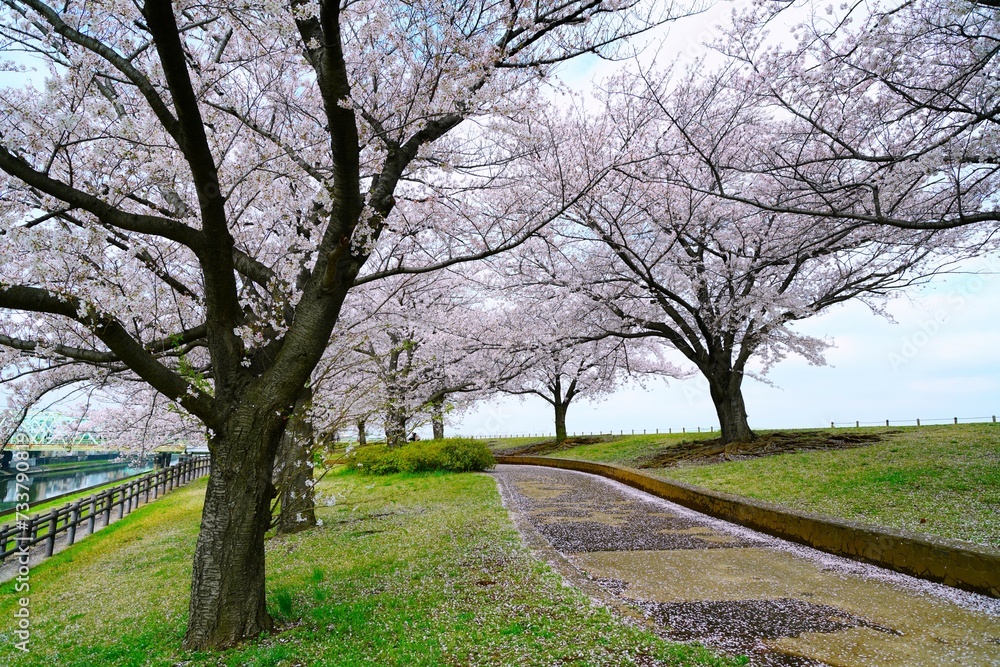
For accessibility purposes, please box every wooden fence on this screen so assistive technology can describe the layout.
[0,455,210,564]
[469,427,717,440]
[832,416,998,428]
[468,415,999,440]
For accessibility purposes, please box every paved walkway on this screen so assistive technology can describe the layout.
[493,464,1000,667]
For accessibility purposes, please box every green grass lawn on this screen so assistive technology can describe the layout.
[0,470,741,667]
[539,423,998,548]
[658,424,1000,547]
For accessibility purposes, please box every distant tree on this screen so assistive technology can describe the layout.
[342,273,522,445]
[484,282,682,444]
[532,74,982,443]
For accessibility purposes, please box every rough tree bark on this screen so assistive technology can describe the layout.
[554,399,569,445]
[357,419,367,446]
[385,408,407,448]
[431,398,445,440]
[549,375,577,446]
[705,364,755,444]
[185,402,285,649]
[274,389,317,535]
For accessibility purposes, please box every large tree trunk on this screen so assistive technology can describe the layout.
[274,391,316,535]
[554,400,568,446]
[184,404,284,650]
[357,419,367,446]
[707,370,755,444]
[431,399,445,440]
[385,408,407,448]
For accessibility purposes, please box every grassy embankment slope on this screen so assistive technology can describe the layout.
[489,423,1000,548]
[0,469,740,667]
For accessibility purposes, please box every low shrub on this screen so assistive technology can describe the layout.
[350,438,494,475]
[348,444,401,475]
[436,438,496,472]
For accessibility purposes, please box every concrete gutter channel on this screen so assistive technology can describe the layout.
[494,455,1000,599]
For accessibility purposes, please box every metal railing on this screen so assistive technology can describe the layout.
[0,455,210,564]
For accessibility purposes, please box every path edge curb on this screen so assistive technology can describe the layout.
[494,456,1000,598]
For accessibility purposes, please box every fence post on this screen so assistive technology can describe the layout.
[88,497,97,534]
[104,490,113,526]
[831,422,834,429]
[45,508,58,557]
[67,503,80,546]
[856,421,860,428]
[886,420,889,427]
[917,419,921,427]
[954,417,958,425]
[144,476,150,504]
[117,487,125,520]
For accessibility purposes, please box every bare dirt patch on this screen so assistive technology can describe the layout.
[491,435,610,457]
[638,430,895,469]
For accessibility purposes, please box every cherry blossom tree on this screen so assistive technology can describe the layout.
[696,0,1000,231]
[338,272,521,445]
[531,72,981,443]
[501,329,670,445]
[472,266,686,445]
[1,350,204,453]
[0,0,680,649]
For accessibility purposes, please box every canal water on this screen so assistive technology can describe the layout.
[0,457,156,513]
